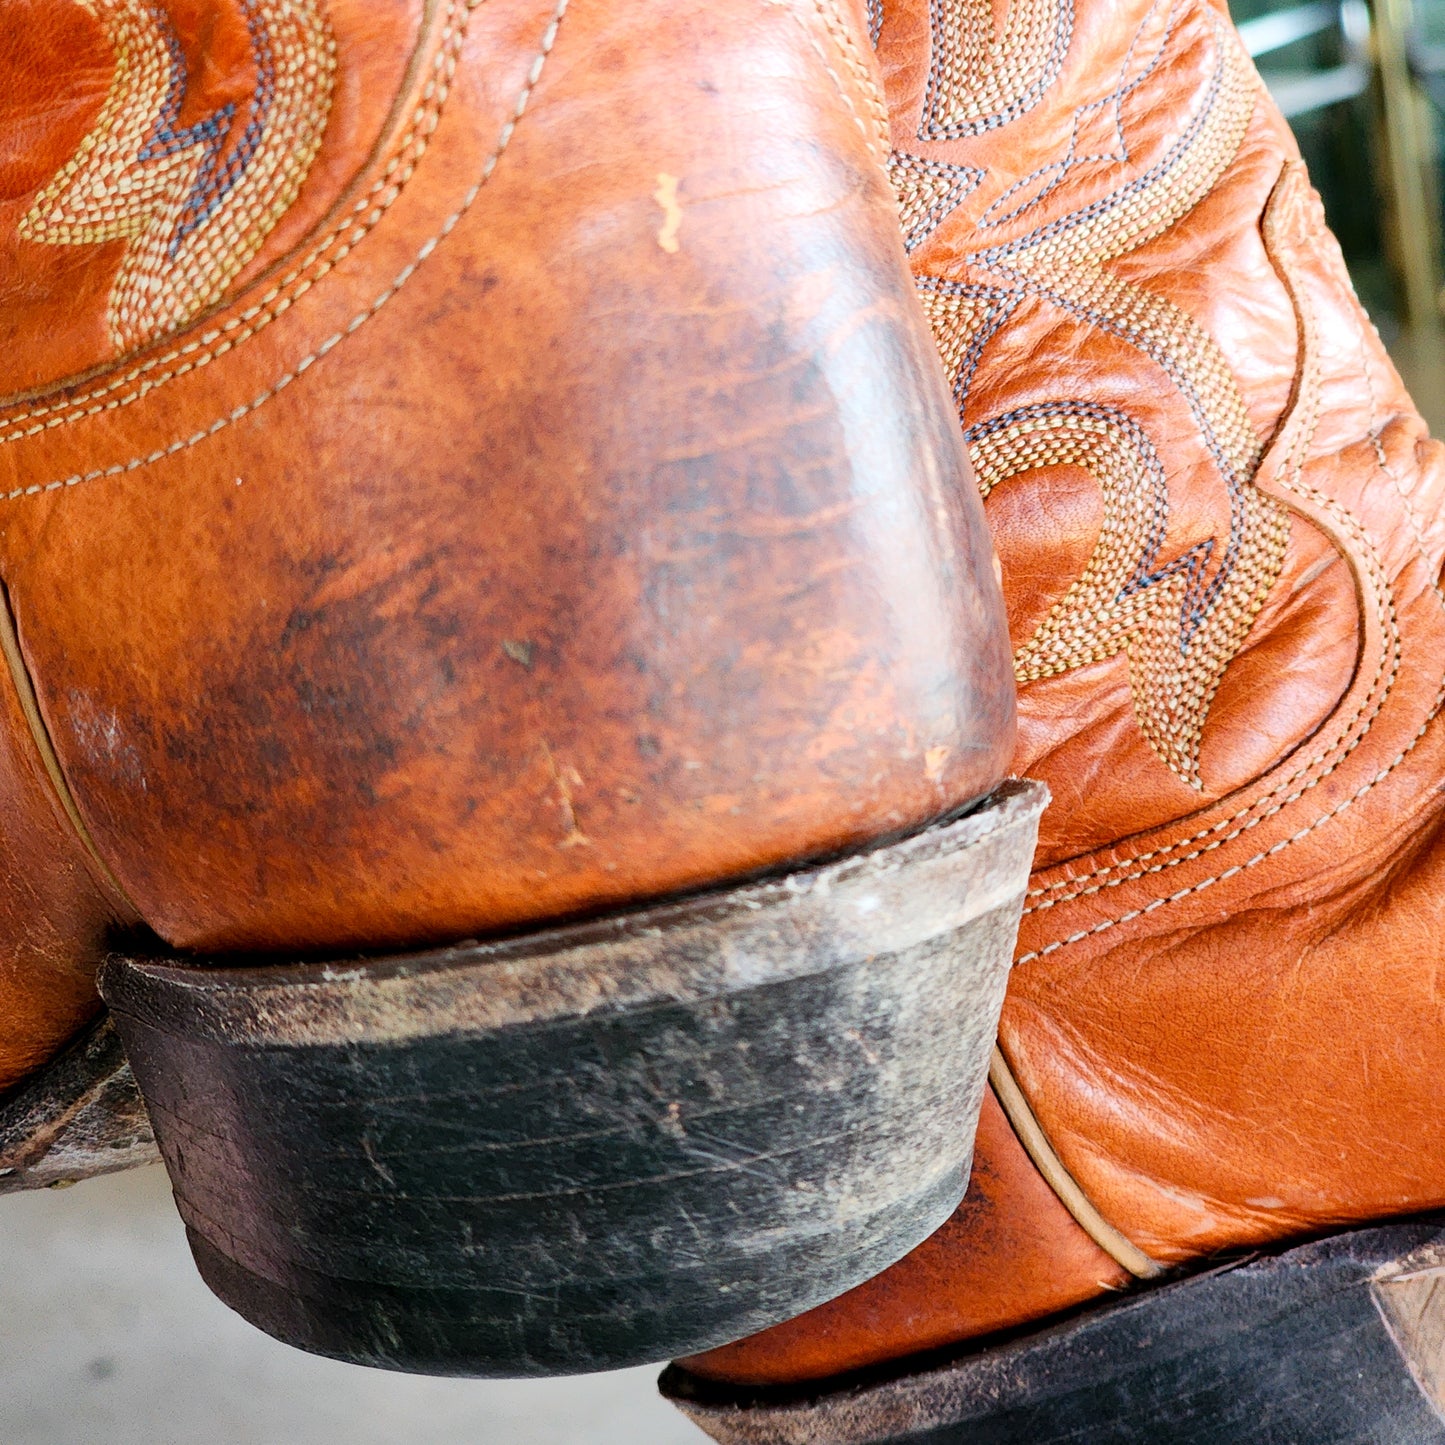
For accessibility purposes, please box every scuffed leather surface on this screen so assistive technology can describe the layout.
[0,0,1013,1070]
[692,0,1445,1387]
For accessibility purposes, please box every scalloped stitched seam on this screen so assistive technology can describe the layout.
[1024,473,1402,914]
[1018,229,1439,953]
[0,0,479,443]
[1022,474,1402,911]
[2,0,569,505]
[1024,199,1402,906]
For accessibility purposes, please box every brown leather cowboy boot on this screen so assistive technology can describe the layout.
[0,0,1040,1376]
[669,0,1445,1438]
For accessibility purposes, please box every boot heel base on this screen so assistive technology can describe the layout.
[663,1212,1445,1443]
[101,779,1045,1377]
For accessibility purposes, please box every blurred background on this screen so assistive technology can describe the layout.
[7,2,1445,1441]
[1232,0,1445,428]
[0,1165,710,1445]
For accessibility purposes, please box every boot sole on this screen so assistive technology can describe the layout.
[99,779,1044,1377]
[662,1212,1445,1443]
[0,1014,157,1192]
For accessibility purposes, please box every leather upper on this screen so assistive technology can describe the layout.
[689,0,1445,1388]
[0,0,1016,1090]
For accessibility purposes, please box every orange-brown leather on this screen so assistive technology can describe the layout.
[685,1086,1131,1386]
[688,0,1445,1388]
[0,0,1016,1089]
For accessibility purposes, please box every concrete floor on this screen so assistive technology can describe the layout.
[0,1164,711,1445]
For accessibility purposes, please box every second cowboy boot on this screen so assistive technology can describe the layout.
[670,0,1445,1439]
[0,0,1040,1375]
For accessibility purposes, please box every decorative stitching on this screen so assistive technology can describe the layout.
[0,0,477,443]
[1354,292,1445,607]
[967,400,1288,786]
[920,0,1075,140]
[1022,162,1403,914]
[1017,161,1436,958]
[889,151,984,252]
[937,12,1288,786]
[866,0,883,47]
[18,0,335,355]
[914,277,1021,420]
[2,0,571,503]
[978,0,1176,229]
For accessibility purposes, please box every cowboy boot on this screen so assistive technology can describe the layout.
[0,0,1040,1376]
[668,0,1445,1438]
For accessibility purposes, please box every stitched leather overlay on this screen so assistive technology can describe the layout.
[17,0,335,355]
[920,0,1075,139]
[902,0,1445,959]
[976,0,1173,229]
[968,400,1286,786]
[924,10,1289,788]
[0,0,893,506]
[889,151,983,252]
[1015,165,1405,927]
[1013,164,1434,958]
[0,0,473,438]
[1,0,570,502]
[679,0,1445,1381]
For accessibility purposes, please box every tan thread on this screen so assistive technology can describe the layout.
[973,408,1287,790]
[2,0,570,505]
[989,1046,1164,1279]
[19,0,336,356]
[813,0,892,154]
[889,151,982,251]
[933,12,1287,788]
[1020,161,1404,919]
[906,11,1425,945]
[921,0,1074,138]
[0,0,479,443]
[780,0,892,166]
[1016,161,1440,962]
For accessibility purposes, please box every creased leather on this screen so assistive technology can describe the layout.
[0,0,1014,1087]
[689,0,1445,1388]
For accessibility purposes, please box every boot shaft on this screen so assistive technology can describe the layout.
[0,0,1015,1013]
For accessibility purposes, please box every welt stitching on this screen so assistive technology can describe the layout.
[2,0,570,505]
[0,0,479,443]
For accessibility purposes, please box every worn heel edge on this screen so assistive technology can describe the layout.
[100,778,1047,1044]
[102,781,1046,1377]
